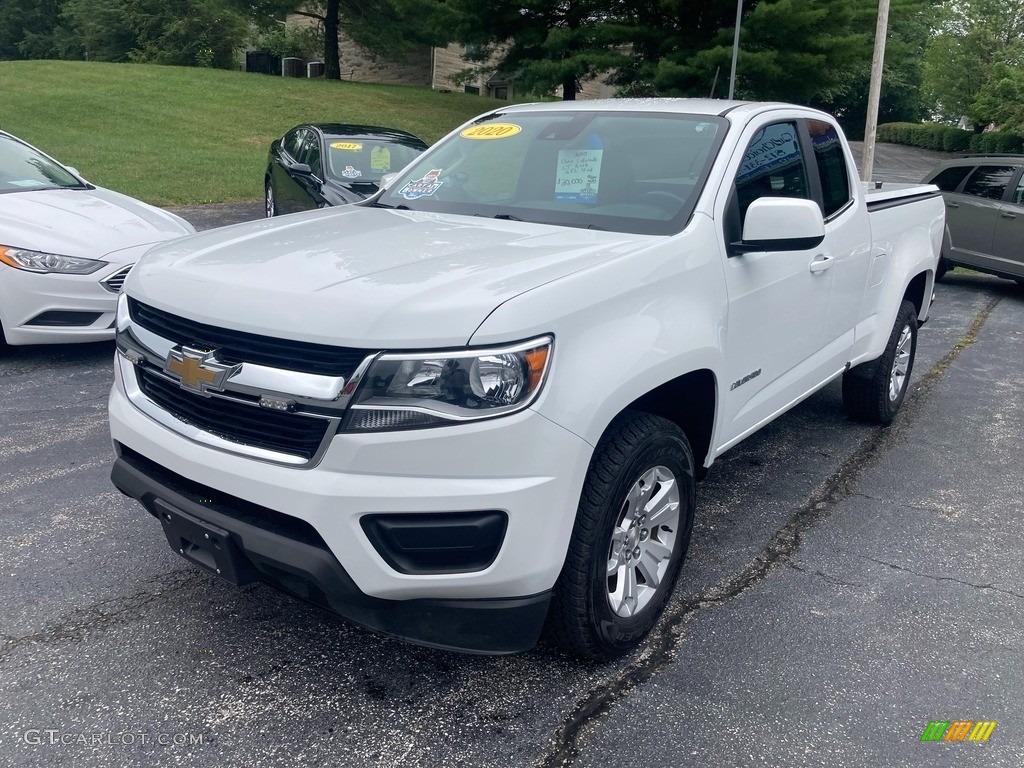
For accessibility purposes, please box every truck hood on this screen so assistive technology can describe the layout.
[0,187,194,259]
[127,207,655,347]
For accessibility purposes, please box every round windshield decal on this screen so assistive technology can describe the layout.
[460,123,522,140]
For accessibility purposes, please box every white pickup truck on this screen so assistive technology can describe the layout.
[109,100,943,659]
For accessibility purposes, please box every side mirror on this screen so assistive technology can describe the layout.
[730,197,825,256]
[65,166,81,177]
[288,162,313,176]
[379,172,398,190]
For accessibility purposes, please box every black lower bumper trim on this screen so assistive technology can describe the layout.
[110,450,550,654]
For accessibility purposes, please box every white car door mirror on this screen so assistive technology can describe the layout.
[732,197,826,256]
[379,172,398,190]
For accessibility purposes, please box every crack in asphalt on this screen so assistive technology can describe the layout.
[537,295,1003,767]
[0,569,204,664]
[787,561,865,588]
[859,555,1024,600]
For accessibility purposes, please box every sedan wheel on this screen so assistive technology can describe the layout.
[265,181,277,218]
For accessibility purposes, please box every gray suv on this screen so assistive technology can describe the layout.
[923,155,1024,283]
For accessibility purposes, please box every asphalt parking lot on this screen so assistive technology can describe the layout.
[3,146,1023,767]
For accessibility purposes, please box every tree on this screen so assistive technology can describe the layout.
[922,0,1024,125]
[449,0,636,100]
[0,0,68,59]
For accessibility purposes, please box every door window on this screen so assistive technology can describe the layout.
[298,133,323,178]
[283,129,305,160]
[807,120,851,217]
[734,122,810,224]
[962,166,1014,200]
[930,165,973,192]
[1011,175,1024,205]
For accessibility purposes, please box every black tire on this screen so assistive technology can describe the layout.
[547,411,695,660]
[842,299,918,423]
[264,179,277,218]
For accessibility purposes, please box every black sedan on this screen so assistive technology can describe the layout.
[264,124,428,216]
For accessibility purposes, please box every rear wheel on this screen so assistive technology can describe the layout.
[547,412,695,660]
[265,179,277,218]
[843,299,918,423]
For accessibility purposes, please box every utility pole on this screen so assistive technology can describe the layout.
[861,0,891,182]
[728,0,743,100]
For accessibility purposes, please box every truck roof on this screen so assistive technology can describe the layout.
[495,98,827,120]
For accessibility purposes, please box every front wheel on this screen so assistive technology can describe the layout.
[547,412,695,660]
[842,299,918,423]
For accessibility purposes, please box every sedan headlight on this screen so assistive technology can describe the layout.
[0,245,105,275]
[344,336,553,431]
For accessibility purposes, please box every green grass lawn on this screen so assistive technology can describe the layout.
[0,61,505,205]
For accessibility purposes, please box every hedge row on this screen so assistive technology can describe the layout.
[877,122,1024,154]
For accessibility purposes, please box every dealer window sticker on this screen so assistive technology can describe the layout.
[460,123,522,140]
[555,149,603,202]
[399,169,444,200]
[331,142,363,151]
[370,146,391,172]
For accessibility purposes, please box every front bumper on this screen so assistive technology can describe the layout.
[0,262,126,345]
[111,448,551,654]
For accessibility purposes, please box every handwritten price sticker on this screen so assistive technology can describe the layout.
[555,149,603,201]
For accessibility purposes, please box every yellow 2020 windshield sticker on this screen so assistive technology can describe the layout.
[460,123,522,140]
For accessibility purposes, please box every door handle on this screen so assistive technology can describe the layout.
[946,202,960,209]
[1000,211,1017,219]
[808,254,834,274]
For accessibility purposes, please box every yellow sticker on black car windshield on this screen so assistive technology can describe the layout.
[460,123,522,140]
[331,142,363,151]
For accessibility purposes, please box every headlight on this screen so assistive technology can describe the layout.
[344,336,553,431]
[0,245,105,275]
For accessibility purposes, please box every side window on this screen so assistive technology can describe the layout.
[962,165,1014,200]
[1012,175,1024,206]
[930,165,973,192]
[283,129,304,159]
[299,133,323,178]
[735,121,809,223]
[807,119,851,217]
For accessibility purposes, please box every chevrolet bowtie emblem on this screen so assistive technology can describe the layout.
[164,346,239,396]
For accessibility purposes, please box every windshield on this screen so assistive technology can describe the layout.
[326,137,426,184]
[375,111,727,235]
[0,135,85,193]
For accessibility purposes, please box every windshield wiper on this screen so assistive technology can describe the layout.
[475,212,524,222]
[369,202,411,210]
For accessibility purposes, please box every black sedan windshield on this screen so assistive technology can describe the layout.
[0,135,84,193]
[376,111,727,235]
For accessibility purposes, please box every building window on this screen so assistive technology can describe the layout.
[493,85,509,100]
[464,85,480,95]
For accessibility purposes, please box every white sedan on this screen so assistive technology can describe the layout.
[0,130,195,347]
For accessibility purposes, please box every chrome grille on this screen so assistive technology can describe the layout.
[102,265,134,294]
[136,367,330,461]
[128,298,372,377]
